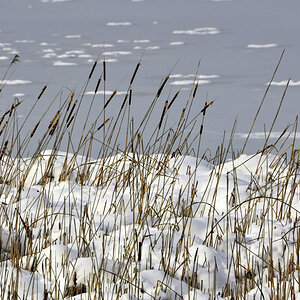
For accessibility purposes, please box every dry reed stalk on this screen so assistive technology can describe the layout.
[242,50,285,153]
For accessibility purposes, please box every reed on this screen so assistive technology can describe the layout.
[0,55,298,299]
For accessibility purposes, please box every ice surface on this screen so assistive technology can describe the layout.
[41,0,72,2]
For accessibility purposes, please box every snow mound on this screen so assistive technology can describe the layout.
[0,151,299,299]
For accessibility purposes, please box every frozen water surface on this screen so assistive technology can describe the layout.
[0,0,299,153]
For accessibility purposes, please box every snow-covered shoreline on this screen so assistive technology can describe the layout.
[1,149,299,299]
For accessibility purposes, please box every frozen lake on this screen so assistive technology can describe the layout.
[0,0,300,154]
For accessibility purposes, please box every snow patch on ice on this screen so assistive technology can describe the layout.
[15,39,35,43]
[43,53,57,58]
[236,131,300,139]
[85,90,127,96]
[169,74,219,86]
[91,43,114,48]
[100,58,118,63]
[267,80,300,86]
[170,80,211,86]
[248,43,278,48]
[170,41,184,46]
[0,80,31,85]
[103,51,131,56]
[107,22,132,26]
[134,40,150,43]
[173,27,220,35]
[65,34,81,39]
[170,74,219,79]
[146,46,160,50]
[53,60,78,66]
[78,54,92,58]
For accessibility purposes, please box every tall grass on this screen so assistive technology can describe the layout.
[0,54,299,299]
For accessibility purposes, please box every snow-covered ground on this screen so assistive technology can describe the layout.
[0,149,299,299]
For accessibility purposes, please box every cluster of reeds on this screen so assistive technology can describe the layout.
[0,52,299,299]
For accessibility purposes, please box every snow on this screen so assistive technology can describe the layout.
[15,40,35,43]
[146,46,160,50]
[107,22,132,26]
[65,35,81,39]
[0,149,299,299]
[134,40,150,43]
[100,58,118,63]
[91,43,114,48]
[103,51,132,56]
[78,54,92,58]
[170,79,211,85]
[12,93,25,97]
[0,79,32,85]
[85,90,127,95]
[236,131,300,139]
[53,60,78,66]
[43,53,57,58]
[173,27,220,35]
[170,41,184,46]
[267,80,300,86]
[57,53,77,58]
[247,43,278,49]
[170,74,219,79]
